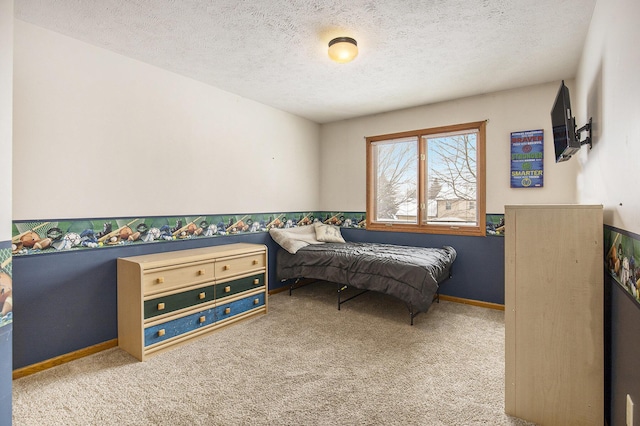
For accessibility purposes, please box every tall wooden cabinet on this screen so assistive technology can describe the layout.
[117,243,267,361]
[504,205,603,425]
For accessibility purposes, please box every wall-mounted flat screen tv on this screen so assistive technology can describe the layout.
[551,80,581,162]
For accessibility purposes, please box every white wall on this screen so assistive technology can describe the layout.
[319,82,579,213]
[575,0,640,234]
[12,20,321,220]
[0,0,13,241]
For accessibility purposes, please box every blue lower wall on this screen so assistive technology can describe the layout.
[606,275,640,426]
[0,320,10,425]
[13,228,505,369]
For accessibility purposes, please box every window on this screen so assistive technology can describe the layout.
[366,121,486,236]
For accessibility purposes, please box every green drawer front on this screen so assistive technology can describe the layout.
[144,285,215,319]
[215,274,265,300]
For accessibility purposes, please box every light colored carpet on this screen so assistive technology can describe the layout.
[13,282,534,425]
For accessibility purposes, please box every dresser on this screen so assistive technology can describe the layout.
[504,205,603,425]
[117,243,267,361]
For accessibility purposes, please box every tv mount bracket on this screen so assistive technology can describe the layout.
[576,117,593,149]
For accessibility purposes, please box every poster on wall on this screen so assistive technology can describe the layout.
[510,129,544,188]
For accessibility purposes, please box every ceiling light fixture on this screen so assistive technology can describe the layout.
[328,37,358,63]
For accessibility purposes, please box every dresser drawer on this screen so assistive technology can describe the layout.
[216,253,265,280]
[215,274,265,300]
[144,285,215,319]
[144,307,216,347]
[143,262,214,295]
[215,293,265,322]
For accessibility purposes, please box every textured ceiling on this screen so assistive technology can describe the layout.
[14,0,596,124]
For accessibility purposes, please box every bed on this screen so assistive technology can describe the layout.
[270,223,456,324]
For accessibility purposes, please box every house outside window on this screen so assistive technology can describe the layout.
[366,121,486,236]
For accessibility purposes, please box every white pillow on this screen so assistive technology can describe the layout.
[314,222,346,243]
[269,225,324,254]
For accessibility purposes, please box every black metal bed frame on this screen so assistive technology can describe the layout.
[287,268,452,326]
[336,285,440,325]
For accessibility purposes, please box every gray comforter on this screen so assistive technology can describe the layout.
[276,242,457,313]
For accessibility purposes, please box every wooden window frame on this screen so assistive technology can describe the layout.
[366,120,486,237]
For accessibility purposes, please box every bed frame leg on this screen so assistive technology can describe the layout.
[337,285,368,310]
[406,303,426,326]
[289,278,301,296]
[338,285,346,310]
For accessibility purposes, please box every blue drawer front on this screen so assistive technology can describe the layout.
[215,293,265,322]
[144,307,216,347]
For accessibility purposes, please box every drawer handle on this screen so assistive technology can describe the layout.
[199,292,206,299]
[253,278,260,285]
[157,302,165,310]
[158,329,165,337]
[156,277,164,284]
[252,259,259,265]
[223,265,230,271]
[224,286,231,293]
[224,307,231,315]
[198,269,205,276]
[199,316,206,323]
[253,298,260,305]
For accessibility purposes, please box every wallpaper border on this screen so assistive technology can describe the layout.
[0,242,12,328]
[12,212,365,257]
[605,225,640,308]
[12,211,506,257]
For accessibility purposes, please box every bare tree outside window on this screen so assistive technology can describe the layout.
[372,137,417,223]
[424,131,478,224]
